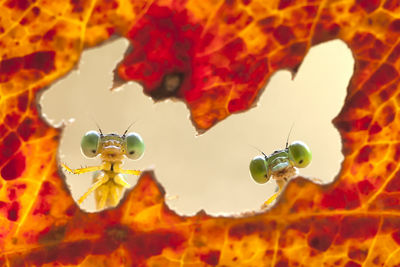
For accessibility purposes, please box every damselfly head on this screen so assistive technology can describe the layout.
[80,131,144,162]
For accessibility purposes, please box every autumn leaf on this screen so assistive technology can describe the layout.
[1,0,400,266]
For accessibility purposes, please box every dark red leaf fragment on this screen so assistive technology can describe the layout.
[356,0,380,13]
[348,247,368,261]
[385,170,400,192]
[361,64,398,94]
[273,25,295,45]
[345,261,361,267]
[24,51,56,73]
[321,187,361,210]
[7,201,19,221]
[357,180,375,195]
[17,118,35,141]
[278,0,293,9]
[308,233,334,252]
[355,145,372,164]
[0,132,21,163]
[6,0,31,10]
[229,221,268,239]
[1,152,26,181]
[339,217,379,241]
[200,250,220,266]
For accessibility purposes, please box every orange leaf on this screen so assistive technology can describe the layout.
[1,0,400,266]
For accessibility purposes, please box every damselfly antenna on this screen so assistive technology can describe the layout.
[249,144,268,159]
[122,122,136,137]
[285,123,295,149]
[90,116,103,136]
[97,125,103,136]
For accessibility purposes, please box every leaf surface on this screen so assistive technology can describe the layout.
[1,0,400,266]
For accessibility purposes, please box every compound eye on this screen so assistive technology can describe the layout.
[125,133,145,160]
[81,131,100,158]
[249,156,270,184]
[288,141,312,168]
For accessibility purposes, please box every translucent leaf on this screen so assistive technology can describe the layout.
[1,0,400,266]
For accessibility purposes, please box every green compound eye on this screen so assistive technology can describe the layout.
[288,141,312,168]
[81,131,100,158]
[249,156,270,184]
[125,133,145,160]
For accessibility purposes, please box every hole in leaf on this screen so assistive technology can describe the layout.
[150,72,184,100]
[40,38,353,215]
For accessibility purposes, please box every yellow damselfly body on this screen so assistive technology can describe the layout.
[62,127,144,210]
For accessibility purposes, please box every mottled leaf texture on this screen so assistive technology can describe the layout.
[0,0,400,266]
